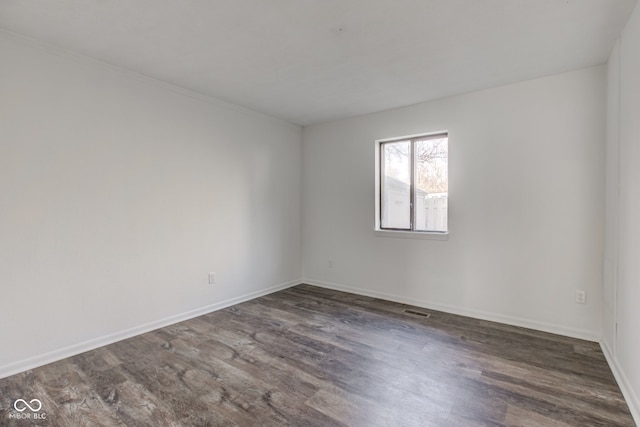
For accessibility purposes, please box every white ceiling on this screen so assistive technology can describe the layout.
[0,0,636,126]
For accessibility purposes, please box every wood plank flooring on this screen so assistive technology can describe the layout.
[0,284,635,426]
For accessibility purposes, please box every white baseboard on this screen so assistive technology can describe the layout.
[0,279,301,380]
[302,278,601,342]
[601,341,640,425]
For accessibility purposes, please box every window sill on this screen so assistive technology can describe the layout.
[374,229,449,241]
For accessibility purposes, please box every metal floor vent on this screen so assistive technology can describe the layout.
[403,309,431,318]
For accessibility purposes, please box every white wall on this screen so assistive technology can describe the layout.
[604,2,640,422]
[0,31,302,377]
[302,66,606,340]
[603,39,620,358]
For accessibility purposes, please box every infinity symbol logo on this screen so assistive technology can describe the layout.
[13,399,42,412]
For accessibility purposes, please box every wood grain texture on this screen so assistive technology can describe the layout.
[0,284,635,426]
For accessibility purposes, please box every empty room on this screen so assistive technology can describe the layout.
[1,1,639,426]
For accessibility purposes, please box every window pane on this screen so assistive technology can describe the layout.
[381,141,411,229]
[414,136,448,232]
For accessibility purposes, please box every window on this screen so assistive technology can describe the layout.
[378,133,448,233]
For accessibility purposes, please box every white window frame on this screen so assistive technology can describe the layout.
[374,131,449,240]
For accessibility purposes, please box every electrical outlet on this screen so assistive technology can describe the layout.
[208,272,216,285]
[575,290,586,304]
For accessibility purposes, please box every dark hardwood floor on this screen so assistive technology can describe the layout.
[0,284,635,426]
